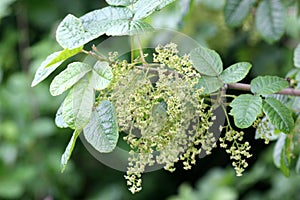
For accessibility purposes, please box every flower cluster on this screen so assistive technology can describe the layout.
[219,127,252,176]
[100,44,216,193]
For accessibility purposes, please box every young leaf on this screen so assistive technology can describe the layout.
[90,61,113,90]
[293,43,300,68]
[106,0,137,6]
[62,77,94,130]
[31,51,63,87]
[229,94,262,128]
[55,103,68,128]
[195,76,223,94]
[133,0,176,20]
[250,76,288,96]
[56,14,94,49]
[83,100,119,153]
[45,46,83,68]
[190,46,223,76]
[220,62,252,83]
[106,20,154,36]
[263,97,294,133]
[50,62,92,96]
[61,130,81,172]
[255,0,286,43]
[224,0,256,27]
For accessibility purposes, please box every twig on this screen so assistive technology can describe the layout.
[226,83,300,96]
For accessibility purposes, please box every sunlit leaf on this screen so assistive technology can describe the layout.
[133,0,176,20]
[55,103,68,128]
[250,76,288,96]
[45,46,83,67]
[263,97,294,133]
[90,61,113,90]
[255,0,286,43]
[61,130,80,172]
[80,6,153,36]
[50,62,92,96]
[220,62,252,83]
[105,0,137,6]
[229,94,262,128]
[294,43,300,68]
[62,77,94,130]
[56,14,94,49]
[224,0,256,27]
[31,51,63,87]
[196,76,223,94]
[190,46,223,76]
[83,100,119,153]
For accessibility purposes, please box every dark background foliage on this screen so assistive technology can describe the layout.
[1,0,300,199]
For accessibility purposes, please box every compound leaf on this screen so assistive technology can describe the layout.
[62,77,94,130]
[255,0,286,43]
[190,46,223,76]
[196,76,223,94]
[230,94,262,128]
[50,62,92,96]
[90,61,113,90]
[250,76,288,96]
[294,43,300,68]
[263,97,294,133]
[61,130,81,172]
[220,62,252,83]
[133,0,176,20]
[83,100,119,153]
[224,0,256,27]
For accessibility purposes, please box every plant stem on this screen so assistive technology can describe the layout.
[225,83,300,96]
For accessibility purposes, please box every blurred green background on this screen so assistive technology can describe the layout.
[1,0,300,199]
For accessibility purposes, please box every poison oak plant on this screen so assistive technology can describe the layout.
[31,0,300,194]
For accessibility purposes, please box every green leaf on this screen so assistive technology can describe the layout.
[293,43,300,68]
[90,61,113,90]
[46,46,83,67]
[80,6,152,36]
[196,76,223,94]
[55,104,68,128]
[229,94,262,128]
[62,77,94,130]
[106,0,137,6]
[190,46,223,76]
[220,62,252,83]
[255,0,286,43]
[263,97,294,133]
[31,51,63,87]
[250,76,288,96]
[224,0,256,27]
[31,47,83,87]
[280,144,290,177]
[83,100,119,153]
[61,130,81,172]
[50,62,92,96]
[56,14,95,49]
[133,0,176,20]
